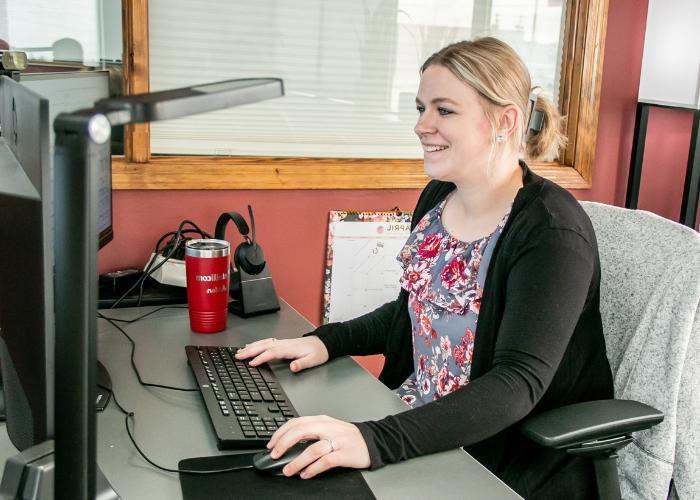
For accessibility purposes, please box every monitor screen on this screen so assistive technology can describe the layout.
[0,76,54,450]
[21,71,113,248]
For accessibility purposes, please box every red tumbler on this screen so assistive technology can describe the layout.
[185,239,231,333]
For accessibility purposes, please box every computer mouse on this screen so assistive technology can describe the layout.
[252,440,316,476]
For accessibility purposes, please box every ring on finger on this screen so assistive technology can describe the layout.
[324,438,335,453]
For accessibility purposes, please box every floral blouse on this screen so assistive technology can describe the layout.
[395,197,510,408]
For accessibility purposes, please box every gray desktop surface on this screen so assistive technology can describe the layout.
[1,301,521,499]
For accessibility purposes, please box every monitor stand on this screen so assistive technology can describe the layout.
[0,440,120,499]
[0,361,110,417]
[96,360,112,412]
[0,326,110,419]
[0,383,4,421]
[0,364,115,497]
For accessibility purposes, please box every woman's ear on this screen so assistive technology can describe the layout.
[496,104,520,139]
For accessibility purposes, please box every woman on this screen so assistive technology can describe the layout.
[236,37,613,498]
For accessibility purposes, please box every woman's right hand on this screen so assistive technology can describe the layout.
[234,336,329,373]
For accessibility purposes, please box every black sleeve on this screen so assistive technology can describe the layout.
[305,298,401,359]
[354,228,596,468]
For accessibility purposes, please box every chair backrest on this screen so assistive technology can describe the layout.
[580,201,700,500]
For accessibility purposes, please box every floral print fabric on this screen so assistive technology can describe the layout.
[395,197,509,408]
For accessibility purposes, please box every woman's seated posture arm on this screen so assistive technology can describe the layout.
[236,37,613,499]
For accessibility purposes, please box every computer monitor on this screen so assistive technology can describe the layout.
[0,76,53,451]
[0,74,113,451]
[20,70,113,247]
[0,75,283,497]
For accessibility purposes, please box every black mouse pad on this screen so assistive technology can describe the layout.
[178,453,376,500]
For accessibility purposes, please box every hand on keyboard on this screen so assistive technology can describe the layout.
[187,345,300,448]
[235,336,329,373]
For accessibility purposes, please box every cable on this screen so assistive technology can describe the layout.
[134,224,211,307]
[154,228,211,258]
[100,264,257,476]
[109,220,210,309]
[98,312,198,392]
[99,305,187,324]
[103,384,255,475]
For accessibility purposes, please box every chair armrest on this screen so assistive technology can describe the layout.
[520,399,663,449]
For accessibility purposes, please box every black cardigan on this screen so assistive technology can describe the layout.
[312,165,614,498]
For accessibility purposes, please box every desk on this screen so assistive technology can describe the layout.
[1,301,520,499]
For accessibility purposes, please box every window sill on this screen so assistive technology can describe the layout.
[111,156,591,190]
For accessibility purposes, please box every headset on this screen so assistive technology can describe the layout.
[215,205,266,279]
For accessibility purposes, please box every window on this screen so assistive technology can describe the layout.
[148,1,565,160]
[1,0,121,66]
[117,0,608,189]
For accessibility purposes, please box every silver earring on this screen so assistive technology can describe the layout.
[495,135,505,143]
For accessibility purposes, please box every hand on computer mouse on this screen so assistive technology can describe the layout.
[266,415,371,479]
[252,440,317,476]
[234,336,329,373]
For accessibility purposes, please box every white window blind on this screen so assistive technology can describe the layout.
[149,0,566,158]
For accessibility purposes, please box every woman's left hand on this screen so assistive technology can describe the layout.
[267,415,371,479]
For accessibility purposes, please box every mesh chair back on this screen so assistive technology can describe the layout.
[580,201,700,499]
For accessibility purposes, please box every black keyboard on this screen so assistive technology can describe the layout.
[185,345,299,449]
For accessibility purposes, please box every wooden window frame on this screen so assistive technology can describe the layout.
[115,0,608,190]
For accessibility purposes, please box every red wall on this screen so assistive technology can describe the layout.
[99,0,693,373]
[99,189,420,327]
[636,108,695,223]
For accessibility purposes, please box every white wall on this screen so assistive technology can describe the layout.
[638,0,700,109]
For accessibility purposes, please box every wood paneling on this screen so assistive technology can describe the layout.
[122,0,150,163]
[573,0,608,185]
[112,156,588,190]
[558,0,609,185]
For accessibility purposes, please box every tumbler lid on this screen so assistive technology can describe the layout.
[185,239,230,258]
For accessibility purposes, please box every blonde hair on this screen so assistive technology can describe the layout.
[420,37,566,162]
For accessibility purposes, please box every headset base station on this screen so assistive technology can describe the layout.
[229,265,280,317]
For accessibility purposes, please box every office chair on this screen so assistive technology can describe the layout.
[521,202,700,500]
